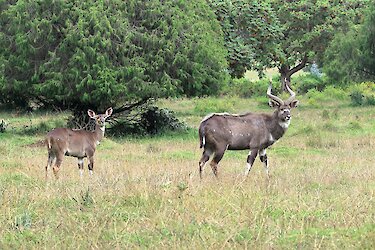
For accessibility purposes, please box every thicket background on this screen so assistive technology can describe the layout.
[1,0,374,127]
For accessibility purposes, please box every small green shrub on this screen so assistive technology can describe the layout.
[348,82,375,106]
[323,86,347,100]
[350,90,364,106]
[141,106,187,135]
[306,86,348,107]
[110,106,187,136]
[13,211,32,230]
[365,95,375,105]
[222,77,278,98]
[81,188,94,208]
[294,74,325,94]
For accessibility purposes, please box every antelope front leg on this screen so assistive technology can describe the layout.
[88,156,94,175]
[259,149,270,179]
[244,149,258,176]
[77,158,84,177]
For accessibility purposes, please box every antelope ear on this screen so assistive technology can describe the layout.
[87,109,96,118]
[269,99,280,108]
[105,107,113,117]
[289,100,299,108]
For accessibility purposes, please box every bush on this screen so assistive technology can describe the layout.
[222,77,279,98]
[109,106,187,136]
[141,106,187,135]
[293,74,325,94]
[350,90,364,106]
[305,86,348,107]
[348,82,375,106]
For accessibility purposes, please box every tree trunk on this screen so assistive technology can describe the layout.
[278,54,308,92]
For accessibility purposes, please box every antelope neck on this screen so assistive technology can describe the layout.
[269,111,287,140]
[94,124,106,142]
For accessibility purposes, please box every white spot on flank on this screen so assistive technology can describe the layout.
[202,136,206,147]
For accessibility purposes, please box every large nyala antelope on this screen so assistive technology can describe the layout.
[198,81,298,179]
[45,107,113,179]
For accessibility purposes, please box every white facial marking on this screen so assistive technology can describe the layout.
[282,108,290,114]
[279,119,291,129]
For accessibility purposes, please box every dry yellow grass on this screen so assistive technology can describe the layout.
[0,97,374,249]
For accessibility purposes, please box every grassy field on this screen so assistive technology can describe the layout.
[0,96,374,249]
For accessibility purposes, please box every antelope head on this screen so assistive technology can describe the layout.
[88,107,113,131]
[267,80,299,124]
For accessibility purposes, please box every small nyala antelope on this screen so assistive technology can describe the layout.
[45,107,113,179]
[198,81,298,178]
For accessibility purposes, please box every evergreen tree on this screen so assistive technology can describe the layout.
[0,0,228,111]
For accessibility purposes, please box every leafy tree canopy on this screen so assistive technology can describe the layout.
[270,0,368,89]
[324,0,375,84]
[208,0,282,78]
[0,0,228,112]
[209,0,368,89]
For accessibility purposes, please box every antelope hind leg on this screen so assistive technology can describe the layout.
[199,148,213,179]
[210,147,226,177]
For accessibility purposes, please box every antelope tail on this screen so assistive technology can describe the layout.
[46,137,53,150]
[199,124,205,148]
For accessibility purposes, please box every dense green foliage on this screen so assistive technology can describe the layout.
[270,0,368,88]
[0,0,228,111]
[209,0,368,89]
[324,0,375,84]
[208,0,282,78]
[0,0,373,118]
